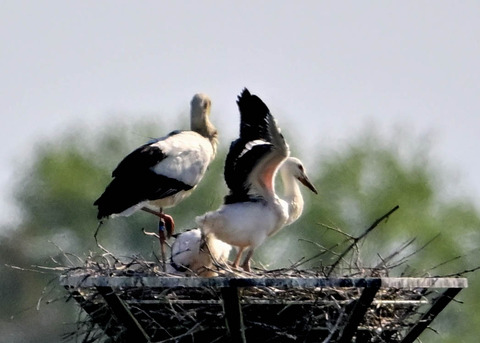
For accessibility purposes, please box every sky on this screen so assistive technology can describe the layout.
[1,1,480,228]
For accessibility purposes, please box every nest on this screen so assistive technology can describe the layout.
[58,206,468,342]
[60,254,466,343]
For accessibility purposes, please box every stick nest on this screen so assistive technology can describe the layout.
[56,206,469,342]
[62,254,446,343]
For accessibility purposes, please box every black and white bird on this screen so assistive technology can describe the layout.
[196,89,317,271]
[94,93,218,253]
[167,228,232,277]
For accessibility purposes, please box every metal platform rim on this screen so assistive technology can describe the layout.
[60,274,468,289]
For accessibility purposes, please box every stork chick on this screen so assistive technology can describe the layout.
[196,89,317,271]
[167,228,232,276]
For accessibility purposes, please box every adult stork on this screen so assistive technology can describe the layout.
[94,93,218,259]
[167,229,232,276]
[196,89,317,271]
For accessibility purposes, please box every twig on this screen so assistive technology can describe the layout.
[5,264,47,274]
[318,222,355,240]
[157,320,205,343]
[36,275,60,311]
[433,265,480,278]
[322,305,347,343]
[294,241,342,268]
[93,221,119,263]
[47,240,83,267]
[423,255,463,276]
[31,265,68,272]
[373,237,417,270]
[387,235,441,274]
[327,205,399,276]
[142,227,161,240]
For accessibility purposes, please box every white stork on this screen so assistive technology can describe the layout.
[94,93,218,258]
[167,228,232,276]
[196,89,317,271]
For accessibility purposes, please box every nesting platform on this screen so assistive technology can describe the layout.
[61,272,466,343]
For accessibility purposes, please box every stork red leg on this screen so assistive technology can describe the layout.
[141,207,176,272]
[161,213,174,238]
[141,207,176,236]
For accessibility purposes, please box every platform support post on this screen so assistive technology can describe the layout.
[221,287,246,343]
[337,284,380,343]
[97,286,151,343]
[400,288,462,343]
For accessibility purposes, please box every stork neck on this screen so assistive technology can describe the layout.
[191,109,218,156]
[279,167,304,225]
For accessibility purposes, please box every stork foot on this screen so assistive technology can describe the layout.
[240,261,251,272]
[160,213,175,238]
[141,207,175,237]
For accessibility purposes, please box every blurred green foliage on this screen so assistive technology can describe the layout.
[0,120,479,342]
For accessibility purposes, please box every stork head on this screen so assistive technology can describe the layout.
[283,157,318,194]
[191,93,212,119]
[190,93,217,142]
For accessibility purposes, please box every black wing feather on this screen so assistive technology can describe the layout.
[94,171,193,219]
[94,131,191,219]
[236,88,272,142]
[112,143,166,177]
[224,139,273,196]
[224,88,287,201]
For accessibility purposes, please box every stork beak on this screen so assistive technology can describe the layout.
[298,175,318,194]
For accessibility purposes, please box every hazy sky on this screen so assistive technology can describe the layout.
[1,1,479,228]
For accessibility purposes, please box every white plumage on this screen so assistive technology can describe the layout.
[196,89,317,271]
[150,131,216,188]
[167,229,232,276]
[94,93,218,234]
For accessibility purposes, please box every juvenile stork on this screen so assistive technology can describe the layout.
[167,229,232,277]
[94,93,218,257]
[196,89,317,271]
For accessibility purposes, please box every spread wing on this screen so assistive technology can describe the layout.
[224,88,289,203]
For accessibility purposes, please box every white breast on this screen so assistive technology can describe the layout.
[197,199,288,248]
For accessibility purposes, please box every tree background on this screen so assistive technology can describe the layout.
[1,117,479,342]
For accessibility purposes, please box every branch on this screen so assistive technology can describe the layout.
[423,255,462,276]
[5,264,47,274]
[327,205,399,276]
[373,237,417,270]
[379,233,441,270]
[317,222,355,240]
[434,265,480,278]
[294,240,341,268]
[142,227,161,240]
